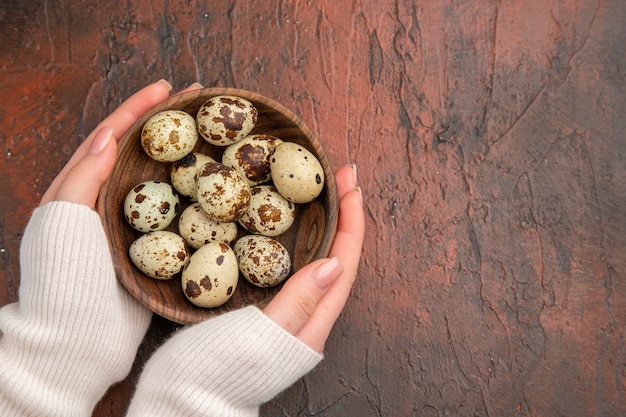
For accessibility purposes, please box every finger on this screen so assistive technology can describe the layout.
[100,79,175,142]
[76,80,173,155]
[263,257,344,337]
[335,164,357,200]
[295,186,364,352]
[326,164,364,280]
[173,82,204,95]
[50,127,118,208]
[40,79,173,205]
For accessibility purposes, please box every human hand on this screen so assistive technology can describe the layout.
[263,164,365,353]
[124,166,364,415]
[0,80,206,417]
[39,79,202,208]
[123,183,364,417]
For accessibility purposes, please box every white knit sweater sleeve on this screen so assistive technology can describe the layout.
[126,306,323,417]
[0,201,153,417]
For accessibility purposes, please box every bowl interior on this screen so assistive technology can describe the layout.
[97,87,338,325]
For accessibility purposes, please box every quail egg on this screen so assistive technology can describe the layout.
[196,161,251,223]
[196,95,258,146]
[141,110,198,162]
[170,152,215,201]
[270,142,325,203]
[233,235,291,288]
[129,231,191,279]
[238,185,296,237]
[124,180,180,232]
[182,242,239,308]
[178,203,238,249]
[221,134,283,186]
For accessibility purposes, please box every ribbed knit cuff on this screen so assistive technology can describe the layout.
[0,201,152,417]
[127,306,323,417]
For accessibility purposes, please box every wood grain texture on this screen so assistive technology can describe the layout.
[1,1,624,416]
[97,87,338,325]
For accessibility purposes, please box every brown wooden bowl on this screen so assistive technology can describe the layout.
[97,87,338,325]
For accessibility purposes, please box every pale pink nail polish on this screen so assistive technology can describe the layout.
[89,127,114,154]
[156,79,173,90]
[355,186,363,206]
[313,257,344,289]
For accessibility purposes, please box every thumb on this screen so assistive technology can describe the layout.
[263,257,344,351]
[46,127,118,209]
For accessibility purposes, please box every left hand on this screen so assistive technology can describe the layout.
[40,80,202,208]
[0,80,208,417]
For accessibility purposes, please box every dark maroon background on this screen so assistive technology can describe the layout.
[1,1,624,416]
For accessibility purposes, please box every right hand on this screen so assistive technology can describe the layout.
[263,164,365,352]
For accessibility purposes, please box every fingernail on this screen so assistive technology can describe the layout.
[313,257,344,289]
[355,186,363,206]
[157,79,173,91]
[189,82,204,89]
[349,164,358,188]
[89,127,114,154]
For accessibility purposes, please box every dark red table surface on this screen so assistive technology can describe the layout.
[1,1,625,416]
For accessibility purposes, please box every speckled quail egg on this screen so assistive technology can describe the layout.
[233,235,291,288]
[196,161,251,223]
[129,231,191,279]
[270,142,325,203]
[170,152,215,201]
[178,203,238,249]
[181,242,239,308]
[141,110,198,162]
[221,134,283,186]
[238,185,296,237]
[196,95,258,146]
[124,180,180,232]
